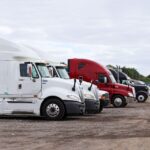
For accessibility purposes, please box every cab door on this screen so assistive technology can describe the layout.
[96,73,113,95]
[18,62,41,97]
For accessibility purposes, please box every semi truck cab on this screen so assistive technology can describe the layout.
[68,58,135,108]
[0,39,85,120]
[108,68,149,103]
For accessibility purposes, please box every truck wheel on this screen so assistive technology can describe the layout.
[136,93,148,103]
[42,99,65,120]
[99,102,104,113]
[99,104,103,113]
[112,95,127,108]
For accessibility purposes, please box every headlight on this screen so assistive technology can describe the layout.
[84,93,95,100]
[132,87,136,98]
[128,92,133,97]
[66,95,81,102]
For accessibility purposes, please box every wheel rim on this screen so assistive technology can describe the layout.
[46,103,60,118]
[114,98,122,107]
[138,95,145,102]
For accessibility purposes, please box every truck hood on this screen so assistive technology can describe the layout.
[70,79,90,89]
[70,79,96,100]
[41,77,85,103]
[98,90,109,95]
[133,85,149,92]
[42,77,75,91]
[113,83,135,96]
[114,83,131,91]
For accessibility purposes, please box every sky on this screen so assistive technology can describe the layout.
[0,0,149,76]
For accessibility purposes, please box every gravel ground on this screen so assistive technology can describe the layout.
[0,97,150,150]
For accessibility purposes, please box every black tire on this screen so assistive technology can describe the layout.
[123,102,128,107]
[112,95,127,108]
[99,102,104,113]
[136,93,148,103]
[41,99,66,120]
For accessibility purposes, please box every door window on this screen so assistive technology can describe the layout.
[20,63,29,77]
[98,74,108,83]
[36,63,51,78]
[32,65,39,78]
[20,63,39,78]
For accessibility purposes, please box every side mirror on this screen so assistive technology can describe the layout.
[104,77,107,84]
[48,67,54,77]
[98,76,107,84]
[79,76,83,85]
[27,64,32,77]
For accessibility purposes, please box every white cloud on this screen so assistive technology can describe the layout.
[0,0,149,76]
[0,26,14,35]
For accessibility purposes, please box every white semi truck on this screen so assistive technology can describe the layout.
[0,39,85,120]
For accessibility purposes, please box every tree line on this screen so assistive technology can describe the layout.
[122,67,150,83]
[107,65,150,83]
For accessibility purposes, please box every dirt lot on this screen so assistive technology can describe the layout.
[0,98,150,150]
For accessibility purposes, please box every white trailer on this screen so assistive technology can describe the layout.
[0,39,85,120]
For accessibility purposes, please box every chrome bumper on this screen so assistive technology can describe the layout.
[125,96,136,103]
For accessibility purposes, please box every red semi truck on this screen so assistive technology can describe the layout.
[68,58,136,108]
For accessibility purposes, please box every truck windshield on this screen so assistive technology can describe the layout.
[36,63,51,78]
[56,67,70,79]
[109,74,117,83]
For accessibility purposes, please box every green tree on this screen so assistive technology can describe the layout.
[107,65,150,83]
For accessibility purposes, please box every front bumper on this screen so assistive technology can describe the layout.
[125,96,136,103]
[85,99,100,113]
[63,100,85,115]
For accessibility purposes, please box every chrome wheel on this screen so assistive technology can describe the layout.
[114,98,123,107]
[46,103,60,118]
[138,95,145,102]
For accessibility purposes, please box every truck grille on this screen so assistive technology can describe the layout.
[78,87,85,103]
[92,88,99,100]
[132,87,136,98]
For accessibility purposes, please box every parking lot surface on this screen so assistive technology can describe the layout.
[0,98,150,150]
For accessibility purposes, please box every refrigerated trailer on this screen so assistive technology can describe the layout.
[0,39,85,120]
